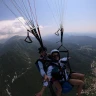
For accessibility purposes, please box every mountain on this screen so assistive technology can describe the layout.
[65,36,96,47]
[0,36,39,93]
[44,35,96,48]
[0,43,3,49]
[0,36,37,56]
[0,35,96,96]
[0,38,8,44]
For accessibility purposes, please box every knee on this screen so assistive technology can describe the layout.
[82,74,85,77]
[79,81,84,86]
[80,74,85,80]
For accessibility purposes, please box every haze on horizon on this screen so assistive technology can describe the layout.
[0,0,96,40]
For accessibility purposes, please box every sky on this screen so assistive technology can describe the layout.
[0,0,96,40]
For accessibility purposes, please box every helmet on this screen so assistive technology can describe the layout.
[38,46,47,53]
[50,49,59,55]
[50,49,60,61]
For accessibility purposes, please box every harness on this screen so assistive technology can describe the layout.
[35,57,73,94]
[35,57,70,81]
[51,62,73,94]
[51,62,68,81]
[35,58,51,73]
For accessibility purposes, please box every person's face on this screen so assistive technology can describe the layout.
[40,51,47,57]
[52,52,60,61]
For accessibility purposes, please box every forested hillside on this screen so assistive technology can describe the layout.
[0,35,96,96]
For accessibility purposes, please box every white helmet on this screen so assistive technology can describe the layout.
[50,49,59,55]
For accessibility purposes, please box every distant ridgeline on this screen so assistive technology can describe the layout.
[0,35,96,96]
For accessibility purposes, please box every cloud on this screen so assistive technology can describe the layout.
[64,19,96,33]
[39,25,57,36]
[0,17,28,39]
[0,17,53,40]
[39,25,44,29]
[1,17,95,40]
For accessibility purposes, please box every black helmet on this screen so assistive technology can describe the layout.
[38,46,47,53]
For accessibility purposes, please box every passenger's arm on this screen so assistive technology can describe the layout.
[38,61,49,86]
[38,61,46,77]
[47,66,53,80]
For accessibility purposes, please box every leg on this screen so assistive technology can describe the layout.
[69,79,84,96]
[53,81,62,96]
[35,86,46,96]
[71,73,84,81]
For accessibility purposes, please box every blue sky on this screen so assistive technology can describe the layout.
[0,0,96,39]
